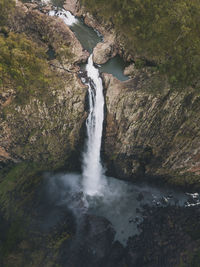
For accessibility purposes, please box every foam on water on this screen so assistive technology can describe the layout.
[49,9,78,26]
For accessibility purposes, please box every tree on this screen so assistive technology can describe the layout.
[0,0,15,26]
[81,0,200,87]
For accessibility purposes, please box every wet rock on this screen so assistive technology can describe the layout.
[136,208,141,213]
[161,196,169,205]
[126,205,200,267]
[136,192,144,202]
[133,216,140,223]
[129,217,134,223]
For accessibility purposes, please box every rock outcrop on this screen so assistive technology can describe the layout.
[103,72,200,188]
[93,35,117,65]
[12,1,89,66]
[63,0,80,15]
[0,1,88,170]
[124,63,136,77]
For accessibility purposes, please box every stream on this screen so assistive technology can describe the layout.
[47,6,200,248]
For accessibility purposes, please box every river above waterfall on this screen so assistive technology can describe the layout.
[50,7,129,81]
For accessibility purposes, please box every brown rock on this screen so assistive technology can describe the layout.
[93,35,117,64]
[103,71,200,187]
[63,0,80,15]
[124,63,136,77]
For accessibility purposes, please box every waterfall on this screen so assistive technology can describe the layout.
[49,9,78,26]
[49,10,105,196]
[82,55,105,196]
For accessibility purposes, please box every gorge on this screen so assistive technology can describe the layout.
[0,0,200,266]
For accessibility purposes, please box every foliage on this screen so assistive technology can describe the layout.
[0,32,58,101]
[0,219,25,257]
[81,0,200,87]
[0,162,43,210]
[0,0,15,26]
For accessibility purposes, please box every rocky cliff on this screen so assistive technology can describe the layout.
[103,71,200,188]
[2,0,199,189]
[0,1,88,170]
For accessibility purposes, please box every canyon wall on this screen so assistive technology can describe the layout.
[0,1,88,170]
[103,71,200,188]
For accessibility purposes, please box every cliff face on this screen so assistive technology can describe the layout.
[0,2,88,170]
[103,72,200,188]
[1,0,200,186]
[75,0,200,188]
[1,75,87,169]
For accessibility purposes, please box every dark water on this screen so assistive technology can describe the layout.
[43,173,199,246]
[71,20,102,53]
[99,55,129,81]
[63,9,129,81]
[70,19,128,80]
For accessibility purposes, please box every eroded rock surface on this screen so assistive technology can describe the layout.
[63,0,80,14]
[124,63,136,77]
[93,35,117,64]
[0,2,88,169]
[103,72,200,188]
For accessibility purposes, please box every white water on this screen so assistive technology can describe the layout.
[49,9,105,196]
[49,9,78,26]
[82,55,105,196]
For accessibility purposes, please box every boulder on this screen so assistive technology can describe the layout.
[93,34,118,64]
[124,63,136,77]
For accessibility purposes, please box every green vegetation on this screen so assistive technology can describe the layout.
[0,162,44,216]
[1,219,26,257]
[0,32,52,100]
[81,0,200,87]
[0,163,72,266]
[0,0,15,26]
[0,30,72,103]
[0,0,73,103]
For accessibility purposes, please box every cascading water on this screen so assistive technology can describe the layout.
[49,9,78,26]
[50,9,105,196]
[82,55,105,196]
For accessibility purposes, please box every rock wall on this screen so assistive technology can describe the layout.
[103,72,200,188]
[0,2,88,170]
